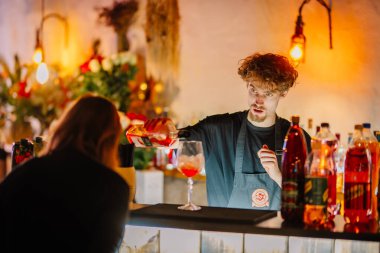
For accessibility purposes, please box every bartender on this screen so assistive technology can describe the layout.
[180,53,311,210]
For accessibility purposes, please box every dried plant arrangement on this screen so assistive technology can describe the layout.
[145,0,180,106]
[97,0,139,51]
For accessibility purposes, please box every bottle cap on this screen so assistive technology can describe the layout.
[291,115,300,124]
[354,124,363,130]
[362,123,371,129]
[335,133,341,141]
[321,122,329,128]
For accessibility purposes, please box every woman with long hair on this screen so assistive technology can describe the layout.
[0,94,129,253]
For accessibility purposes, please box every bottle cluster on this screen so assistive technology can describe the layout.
[281,117,380,231]
[11,137,44,169]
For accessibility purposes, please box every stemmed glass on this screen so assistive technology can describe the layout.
[176,141,205,211]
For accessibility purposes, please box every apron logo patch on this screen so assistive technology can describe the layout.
[251,189,269,208]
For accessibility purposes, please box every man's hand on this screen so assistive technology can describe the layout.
[257,144,282,188]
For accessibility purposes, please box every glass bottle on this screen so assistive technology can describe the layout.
[20,138,33,161]
[375,130,380,216]
[362,123,379,220]
[315,126,321,137]
[126,118,178,148]
[281,115,308,223]
[33,136,44,157]
[344,125,372,224]
[11,141,21,170]
[335,133,346,215]
[347,132,353,145]
[303,123,338,227]
[307,118,313,136]
[0,145,6,181]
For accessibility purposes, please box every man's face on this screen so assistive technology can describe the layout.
[247,82,287,125]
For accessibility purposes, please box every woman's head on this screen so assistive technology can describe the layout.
[43,94,122,169]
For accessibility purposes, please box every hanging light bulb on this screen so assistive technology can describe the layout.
[36,62,49,84]
[288,0,333,65]
[289,15,306,66]
[32,29,44,64]
[33,47,43,64]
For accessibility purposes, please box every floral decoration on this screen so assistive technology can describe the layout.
[0,55,69,138]
[71,51,138,113]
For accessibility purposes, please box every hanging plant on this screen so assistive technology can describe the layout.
[97,0,139,52]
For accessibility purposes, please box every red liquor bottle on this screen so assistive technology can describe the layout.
[281,115,308,223]
[344,125,372,224]
[126,118,178,148]
[11,142,20,170]
[375,131,380,219]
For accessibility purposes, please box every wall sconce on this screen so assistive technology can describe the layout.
[33,9,69,84]
[32,29,43,64]
[289,0,333,66]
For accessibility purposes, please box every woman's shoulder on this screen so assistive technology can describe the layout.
[6,149,126,187]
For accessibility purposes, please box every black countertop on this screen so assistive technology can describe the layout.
[128,204,380,242]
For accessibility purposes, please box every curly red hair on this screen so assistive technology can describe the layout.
[238,53,298,93]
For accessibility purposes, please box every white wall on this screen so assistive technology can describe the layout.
[1,0,380,142]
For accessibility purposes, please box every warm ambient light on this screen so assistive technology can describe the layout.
[289,44,304,62]
[33,29,44,64]
[289,15,306,66]
[289,0,332,65]
[36,63,49,84]
[33,47,43,64]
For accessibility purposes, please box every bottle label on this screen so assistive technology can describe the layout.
[345,183,368,202]
[304,176,328,206]
[129,136,153,147]
[282,179,299,208]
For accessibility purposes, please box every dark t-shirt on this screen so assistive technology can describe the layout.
[181,110,311,207]
[243,122,275,174]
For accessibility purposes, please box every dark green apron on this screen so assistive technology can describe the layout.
[227,115,283,210]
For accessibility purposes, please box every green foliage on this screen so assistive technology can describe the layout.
[133,147,155,170]
[72,52,138,113]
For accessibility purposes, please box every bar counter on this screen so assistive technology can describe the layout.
[128,204,380,242]
[120,204,380,252]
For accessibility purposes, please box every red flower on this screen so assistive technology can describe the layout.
[17,81,31,98]
[121,63,129,72]
[80,54,104,74]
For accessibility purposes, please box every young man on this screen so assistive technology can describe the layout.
[180,53,311,210]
